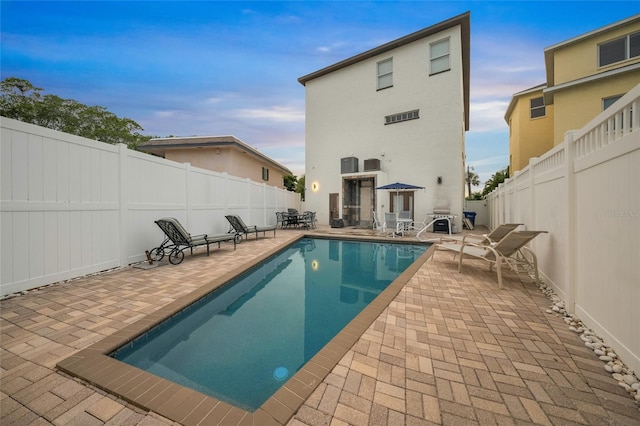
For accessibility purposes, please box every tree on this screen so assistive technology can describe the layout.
[482,166,509,196]
[283,174,298,192]
[465,165,480,198]
[295,175,306,201]
[0,77,150,149]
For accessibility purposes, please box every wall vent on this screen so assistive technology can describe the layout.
[364,158,380,171]
[341,157,358,174]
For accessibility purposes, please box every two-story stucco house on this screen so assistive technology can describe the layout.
[298,12,470,229]
[138,135,292,189]
[506,14,640,173]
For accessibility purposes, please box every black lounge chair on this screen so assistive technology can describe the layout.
[150,217,236,264]
[225,215,277,242]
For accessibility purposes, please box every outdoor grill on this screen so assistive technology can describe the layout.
[428,208,457,234]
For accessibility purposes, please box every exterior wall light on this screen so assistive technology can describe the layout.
[437,176,442,184]
[312,182,319,191]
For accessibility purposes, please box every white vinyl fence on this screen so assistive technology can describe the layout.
[487,83,640,375]
[1,117,299,297]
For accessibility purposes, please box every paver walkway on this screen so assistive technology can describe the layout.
[2,227,639,425]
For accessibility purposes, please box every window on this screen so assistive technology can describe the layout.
[385,109,419,125]
[599,31,640,67]
[530,97,545,119]
[377,58,393,90]
[603,95,622,110]
[430,38,450,75]
[262,167,269,181]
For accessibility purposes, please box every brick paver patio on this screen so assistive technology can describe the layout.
[2,226,639,425]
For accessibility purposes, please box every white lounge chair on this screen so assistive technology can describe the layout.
[436,230,547,288]
[439,223,523,245]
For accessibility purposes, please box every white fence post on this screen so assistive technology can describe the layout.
[563,132,577,314]
[529,157,537,231]
[118,144,128,268]
[184,162,192,228]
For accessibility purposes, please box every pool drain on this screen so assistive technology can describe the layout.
[273,366,289,381]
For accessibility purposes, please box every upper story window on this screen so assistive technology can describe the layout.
[377,58,393,90]
[598,31,640,67]
[430,38,450,75]
[530,97,546,119]
[262,167,269,181]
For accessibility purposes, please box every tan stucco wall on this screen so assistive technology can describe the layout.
[508,91,554,173]
[552,71,640,144]
[165,147,287,188]
[553,21,640,85]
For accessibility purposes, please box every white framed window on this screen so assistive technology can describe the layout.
[530,97,545,119]
[385,109,419,125]
[377,58,393,90]
[598,31,640,67]
[430,38,450,75]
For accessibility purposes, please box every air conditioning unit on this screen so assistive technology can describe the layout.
[364,158,380,171]
[341,157,358,174]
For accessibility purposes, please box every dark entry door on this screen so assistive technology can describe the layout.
[329,193,339,221]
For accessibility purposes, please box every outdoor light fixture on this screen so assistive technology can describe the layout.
[437,176,442,184]
[312,182,319,191]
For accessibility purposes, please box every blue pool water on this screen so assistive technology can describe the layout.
[112,238,427,411]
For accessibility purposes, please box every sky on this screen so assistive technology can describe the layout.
[1,1,638,188]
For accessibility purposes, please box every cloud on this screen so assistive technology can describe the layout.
[469,100,510,132]
[232,106,305,123]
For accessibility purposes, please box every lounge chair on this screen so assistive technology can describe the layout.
[225,215,277,242]
[436,230,547,288]
[150,217,236,264]
[439,223,523,245]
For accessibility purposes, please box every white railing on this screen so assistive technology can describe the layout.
[487,83,640,375]
[0,117,299,297]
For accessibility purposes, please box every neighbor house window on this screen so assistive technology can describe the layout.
[385,109,419,125]
[377,58,393,90]
[598,31,640,67]
[530,97,545,119]
[603,95,622,110]
[262,167,269,181]
[430,38,450,75]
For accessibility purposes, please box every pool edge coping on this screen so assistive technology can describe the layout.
[56,235,435,426]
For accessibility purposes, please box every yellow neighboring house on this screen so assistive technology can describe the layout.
[506,14,640,173]
[137,135,292,189]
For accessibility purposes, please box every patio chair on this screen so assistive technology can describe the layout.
[439,223,523,245]
[150,218,236,265]
[275,212,290,229]
[225,215,277,242]
[436,230,547,288]
[384,212,404,237]
[299,211,317,229]
[372,211,385,235]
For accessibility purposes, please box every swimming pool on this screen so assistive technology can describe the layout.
[57,235,433,424]
[111,237,427,411]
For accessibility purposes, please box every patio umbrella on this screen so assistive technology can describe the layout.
[376,182,425,212]
[376,182,425,191]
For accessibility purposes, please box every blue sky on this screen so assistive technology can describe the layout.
[1,1,637,187]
